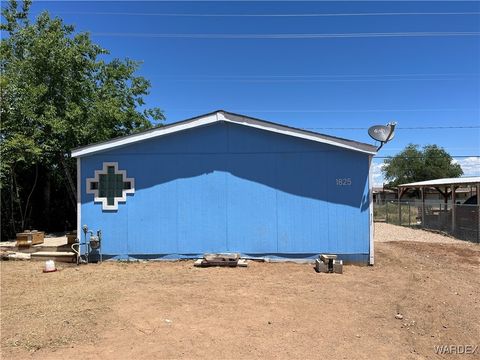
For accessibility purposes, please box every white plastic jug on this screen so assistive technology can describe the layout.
[44,260,56,273]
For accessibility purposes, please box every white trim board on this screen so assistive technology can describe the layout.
[71,110,377,157]
[76,158,81,259]
[368,155,374,265]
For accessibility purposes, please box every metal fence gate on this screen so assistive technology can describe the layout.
[374,200,479,243]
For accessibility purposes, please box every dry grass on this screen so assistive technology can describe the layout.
[0,262,122,352]
[1,223,479,359]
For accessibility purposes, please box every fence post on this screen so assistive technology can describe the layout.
[408,202,411,226]
[398,199,401,226]
[386,201,389,224]
[421,187,425,226]
[451,185,456,235]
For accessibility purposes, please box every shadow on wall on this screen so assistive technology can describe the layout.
[82,122,371,211]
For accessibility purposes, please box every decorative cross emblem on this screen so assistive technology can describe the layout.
[86,162,135,210]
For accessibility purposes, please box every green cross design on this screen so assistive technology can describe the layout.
[94,166,130,206]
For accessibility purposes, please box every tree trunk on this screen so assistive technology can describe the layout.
[9,172,17,235]
[22,163,38,230]
[12,170,25,231]
[59,155,77,210]
[43,172,51,230]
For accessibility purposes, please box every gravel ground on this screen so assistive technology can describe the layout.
[374,222,472,244]
[1,223,479,360]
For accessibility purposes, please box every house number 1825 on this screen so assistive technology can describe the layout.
[336,178,352,186]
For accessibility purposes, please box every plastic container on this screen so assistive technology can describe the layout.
[43,260,57,273]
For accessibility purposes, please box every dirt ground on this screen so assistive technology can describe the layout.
[1,223,479,359]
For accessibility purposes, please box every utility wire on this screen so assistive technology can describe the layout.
[303,126,480,130]
[378,147,479,151]
[373,155,479,158]
[152,73,479,82]
[160,78,476,82]
[153,73,479,79]
[90,31,480,39]
[171,108,479,113]
[50,11,480,17]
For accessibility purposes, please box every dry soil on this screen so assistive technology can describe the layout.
[1,223,479,359]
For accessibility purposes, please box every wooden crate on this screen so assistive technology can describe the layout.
[16,231,44,247]
[66,231,77,244]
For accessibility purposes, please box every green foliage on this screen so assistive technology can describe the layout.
[0,1,164,239]
[383,144,463,187]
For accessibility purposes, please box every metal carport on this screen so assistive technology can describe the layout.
[398,177,480,242]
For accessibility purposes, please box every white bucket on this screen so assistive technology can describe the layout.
[44,260,56,273]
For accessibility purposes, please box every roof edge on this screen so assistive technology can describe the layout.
[398,176,480,187]
[72,110,377,157]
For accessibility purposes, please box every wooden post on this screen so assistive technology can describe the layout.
[408,202,411,226]
[397,188,405,225]
[435,186,450,209]
[386,201,389,223]
[451,185,456,234]
[397,189,401,225]
[421,187,425,226]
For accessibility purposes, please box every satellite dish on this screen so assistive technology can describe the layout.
[368,122,396,151]
[368,124,395,142]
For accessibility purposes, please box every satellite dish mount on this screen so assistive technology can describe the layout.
[368,122,396,151]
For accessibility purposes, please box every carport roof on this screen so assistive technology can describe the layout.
[71,110,377,157]
[398,177,480,188]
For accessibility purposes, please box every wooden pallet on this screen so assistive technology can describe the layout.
[194,253,247,267]
[194,258,248,267]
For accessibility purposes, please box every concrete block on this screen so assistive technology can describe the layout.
[320,254,337,263]
[237,259,248,267]
[333,259,343,274]
[315,259,328,273]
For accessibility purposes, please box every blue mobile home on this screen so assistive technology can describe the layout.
[72,111,377,264]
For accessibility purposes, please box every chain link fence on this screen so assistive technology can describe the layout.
[374,200,479,243]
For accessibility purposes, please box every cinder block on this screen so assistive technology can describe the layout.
[315,259,329,273]
[320,254,337,263]
[333,260,343,274]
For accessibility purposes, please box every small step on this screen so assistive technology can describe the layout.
[31,251,76,262]
[13,245,73,254]
[34,244,73,253]
[0,252,32,260]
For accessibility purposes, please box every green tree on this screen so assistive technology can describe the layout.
[383,144,463,187]
[0,0,164,239]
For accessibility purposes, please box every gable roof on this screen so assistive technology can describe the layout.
[71,110,377,157]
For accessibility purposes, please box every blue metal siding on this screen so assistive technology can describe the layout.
[227,154,278,253]
[276,153,329,253]
[177,155,228,253]
[126,164,178,254]
[80,122,371,261]
[326,151,370,254]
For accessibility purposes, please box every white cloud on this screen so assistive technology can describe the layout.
[452,157,480,177]
[371,162,386,187]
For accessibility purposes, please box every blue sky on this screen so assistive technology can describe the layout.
[14,1,480,184]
